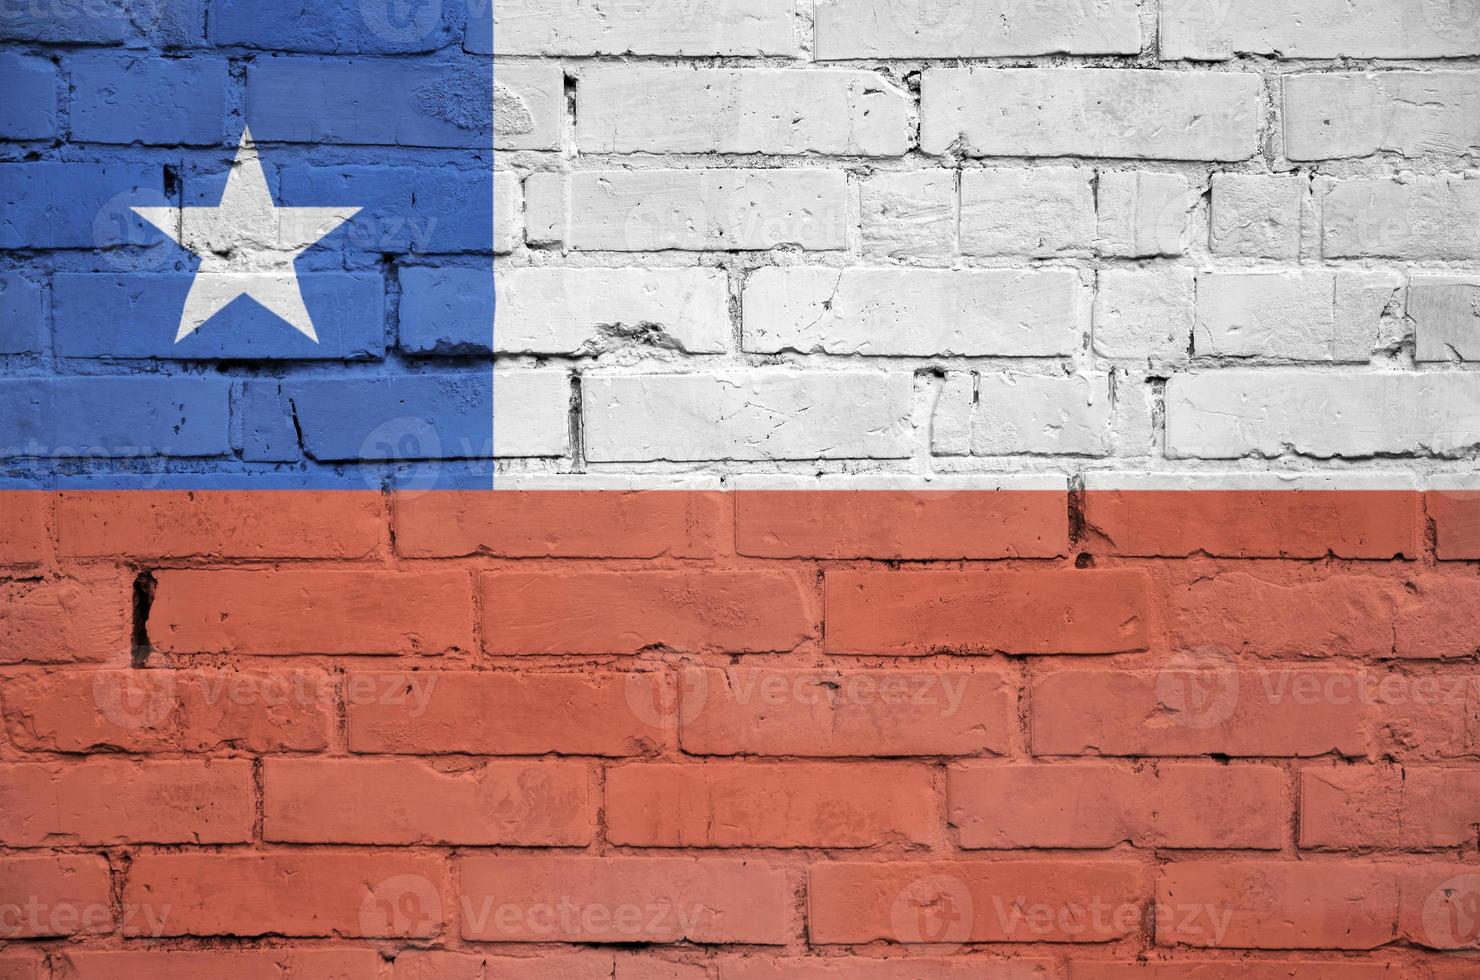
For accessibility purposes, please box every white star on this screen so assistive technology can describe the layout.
[133,127,361,344]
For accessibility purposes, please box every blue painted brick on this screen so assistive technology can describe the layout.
[69,52,228,145]
[235,379,300,462]
[0,376,231,457]
[247,57,490,148]
[282,374,491,461]
[209,0,455,53]
[0,163,166,249]
[0,0,128,44]
[0,274,45,355]
[53,272,385,360]
[0,51,58,139]
[280,165,492,255]
[399,266,492,354]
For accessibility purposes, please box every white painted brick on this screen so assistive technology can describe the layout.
[493,370,570,458]
[1285,72,1480,161]
[1322,176,1480,260]
[931,372,974,456]
[1094,268,1194,364]
[1193,271,1403,362]
[1096,171,1190,258]
[1161,0,1480,60]
[815,0,1140,58]
[1166,371,1480,459]
[1111,372,1157,458]
[494,63,564,152]
[1410,277,1480,362]
[921,69,1260,161]
[742,267,1087,356]
[540,170,848,252]
[522,173,563,245]
[496,268,730,355]
[959,168,1095,257]
[1210,174,1305,260]
[484,0,797,56]
[493,172,520,254]
[861,171,955,262]
[575,67,908,156]
[934,372,1116,457]
[582,371,914,461]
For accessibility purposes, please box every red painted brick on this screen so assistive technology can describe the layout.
[264,757,596,845]
[1032,668,1368,757]
[395,951,615,980]
[481,568,815,655]
[0,955,39,980]
[1156,861,1398,949]
[721,958,1055,979]
[618,957,711,980]
[0,491,47,564]
[1400,865,1480,951]
[950,763,1284,849]
[1394,576,1480,659]
[1301,766,1480,849]
[1431,491,1480,560]
[0,567,131,664]
[347,670,668,756]
[150,568,476,655]
[681,666,1013,757]
[1364,670,1480,761]
[1070,962,1397,978]
[125,852,448,938]
[809,860,1147,944]
[1084,490,1420,559]
[735,489,1068,559]
[0,854,111,938]
[607,762,937,848]
[458,855,792,944]
[0,758,252,846]
[58,949,381,980]
[826,568,1151,656]
[55,491,383,558]
[2,668,333,753]
[394,490,725,558]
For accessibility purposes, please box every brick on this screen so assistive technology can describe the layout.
[1301,766,1480,849]
[934,373,1117,457]
[922,69,1260,161]
[1210,174,1305,260]
[744,268,1086,357]
[495,63,564,151]
[607,762,936,847]
[721,960,1055,980]
[279,163,497,255]
[1097,171,1190,258]
[2,668,333,753]
[347,670,668,756]
[1094,269,1194,363]
[56,490,382,558]
[1286,72,1480,161]
[395,490,724,558]
[1082,485,1422,559]
[0,855,111,938]
[210,0,455,52]
[150,568,475,656]
[0,759,252,846]
[1193,271,1403,361]
[264,758,595,845]
[1410,277,1480,363]
[959,168,1096,257]
[0,954,37,980]
[125,852,447,938]
[1400,864,1480,950]
[0,52,57,140]
[584,371,912,462]
[578,67,908,155]
[481,0,796,55]
[861,171,955,261]
[495,171,520,253]
[1166,371,1480,459]
[1323,176,1480,260]
[0,377,230,458]
[53,272,384,360]
[734,486,1069,559]
[618,957,711,980]
[826,568,1151,655]
[1032,668,1368,757]
[950,763,1284,849]
[458,856,792,943]
[0,1,128,43]
[0,274,44,356]
[70,53,227,145]
[0,568,130,664]
[809,861,1146,944]
[535,170,848,251]
[1432,491,1480,559]
[1071,961,1397,978]
[0,490,47,564]
[816,0,1139,58]
[1161,0,1480,60]
[1366,670,1480,761]
[1156,861,1398,949]
[1394,575,1480,659]
[396,951,615,980]
[59,949,381,980]
[483,568,815,655]
[681,666,1013,757]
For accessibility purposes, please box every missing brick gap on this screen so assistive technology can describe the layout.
[130,571,156,668]
[1067,472,1087,551]
[568,373,587,474]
